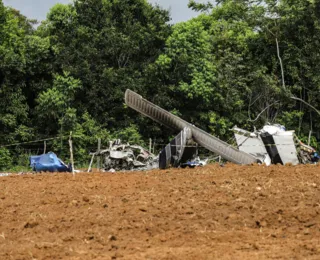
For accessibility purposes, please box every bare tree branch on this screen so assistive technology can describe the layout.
[266,25,285,89]
[248,101,279,123]
[291,96,320,116]
[276,37,285,89]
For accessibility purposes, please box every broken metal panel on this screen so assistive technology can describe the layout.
[159,127,195,169]
[132,160,147,167]
[233,127,271,165]
[234,125,301,165]
[233,125,302,165]
[125,89,257,165]
[109,150,131,159]
[260,133,283,164]
[261,125,300,165]
[273,132,299,165]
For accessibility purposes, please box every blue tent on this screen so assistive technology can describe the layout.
[29,152,71,172]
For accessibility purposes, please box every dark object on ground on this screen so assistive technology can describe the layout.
[311,152,320,163]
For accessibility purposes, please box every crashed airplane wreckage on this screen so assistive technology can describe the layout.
[91,131,205,171]
[232,125,319,165]
[90,140,158,171]
[125,89,319,166]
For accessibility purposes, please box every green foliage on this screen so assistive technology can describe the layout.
[298,135,318,150]
[0,4,32,144]
[188,0,213,12]
[113,124,145,146]
[277,110,304,132]
[156,19,216,100]
[0,148,12,170]
[16,152,32,168]
[71,112,111,165]
[39,0,171,130]
[205,111,233,137]
[36,72,82,134]
[3,0,320,170]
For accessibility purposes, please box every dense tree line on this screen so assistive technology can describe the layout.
[1,0,320,169]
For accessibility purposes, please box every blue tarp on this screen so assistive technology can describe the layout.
[29,152,71,172]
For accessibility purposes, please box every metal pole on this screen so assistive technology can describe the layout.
[308,130,312,146]
[149,138,152,153]
[152,139,155,154]
[97,138,101,171]
[69,132,75,176]
[88,154,95,172]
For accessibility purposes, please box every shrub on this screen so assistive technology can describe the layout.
[0,148,13,170]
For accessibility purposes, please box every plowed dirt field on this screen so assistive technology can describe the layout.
[0,164,320,259]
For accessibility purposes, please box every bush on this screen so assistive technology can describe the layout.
[0,148,13,170]
[114,124,145,146]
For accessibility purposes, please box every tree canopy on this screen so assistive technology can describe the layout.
[1,0,320,169]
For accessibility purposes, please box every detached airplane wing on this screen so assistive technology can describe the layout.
[125,89,257,165]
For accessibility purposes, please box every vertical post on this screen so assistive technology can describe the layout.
[43,141,46,154]
[87,154,95,172]
[308,130,312,146]
[308,112,313,146]
[69,131,75,176]
[97,138,101,171]
[149,138,152,153]
[152,139,155,154]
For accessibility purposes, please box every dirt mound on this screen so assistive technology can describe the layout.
[0,164,320,259]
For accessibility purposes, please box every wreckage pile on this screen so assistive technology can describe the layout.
[125,89,320,167]
[24,90,320,173]
[92,140,158,172]
[233,124,319,165]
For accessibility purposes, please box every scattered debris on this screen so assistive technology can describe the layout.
[0,172,35,177]
[29,152,72,172]
[233,124,319,165]
[296,140,319,164]
[180,157,208,168]
[125,89,319,166]
[0,173,11,177]
[125,89,257,165]
[159,127,197,169]
[89,132,206,171]
[233,126,271,165]
[92,140,158,172]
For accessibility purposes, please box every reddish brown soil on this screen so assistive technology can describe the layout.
[0,164,320,259]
